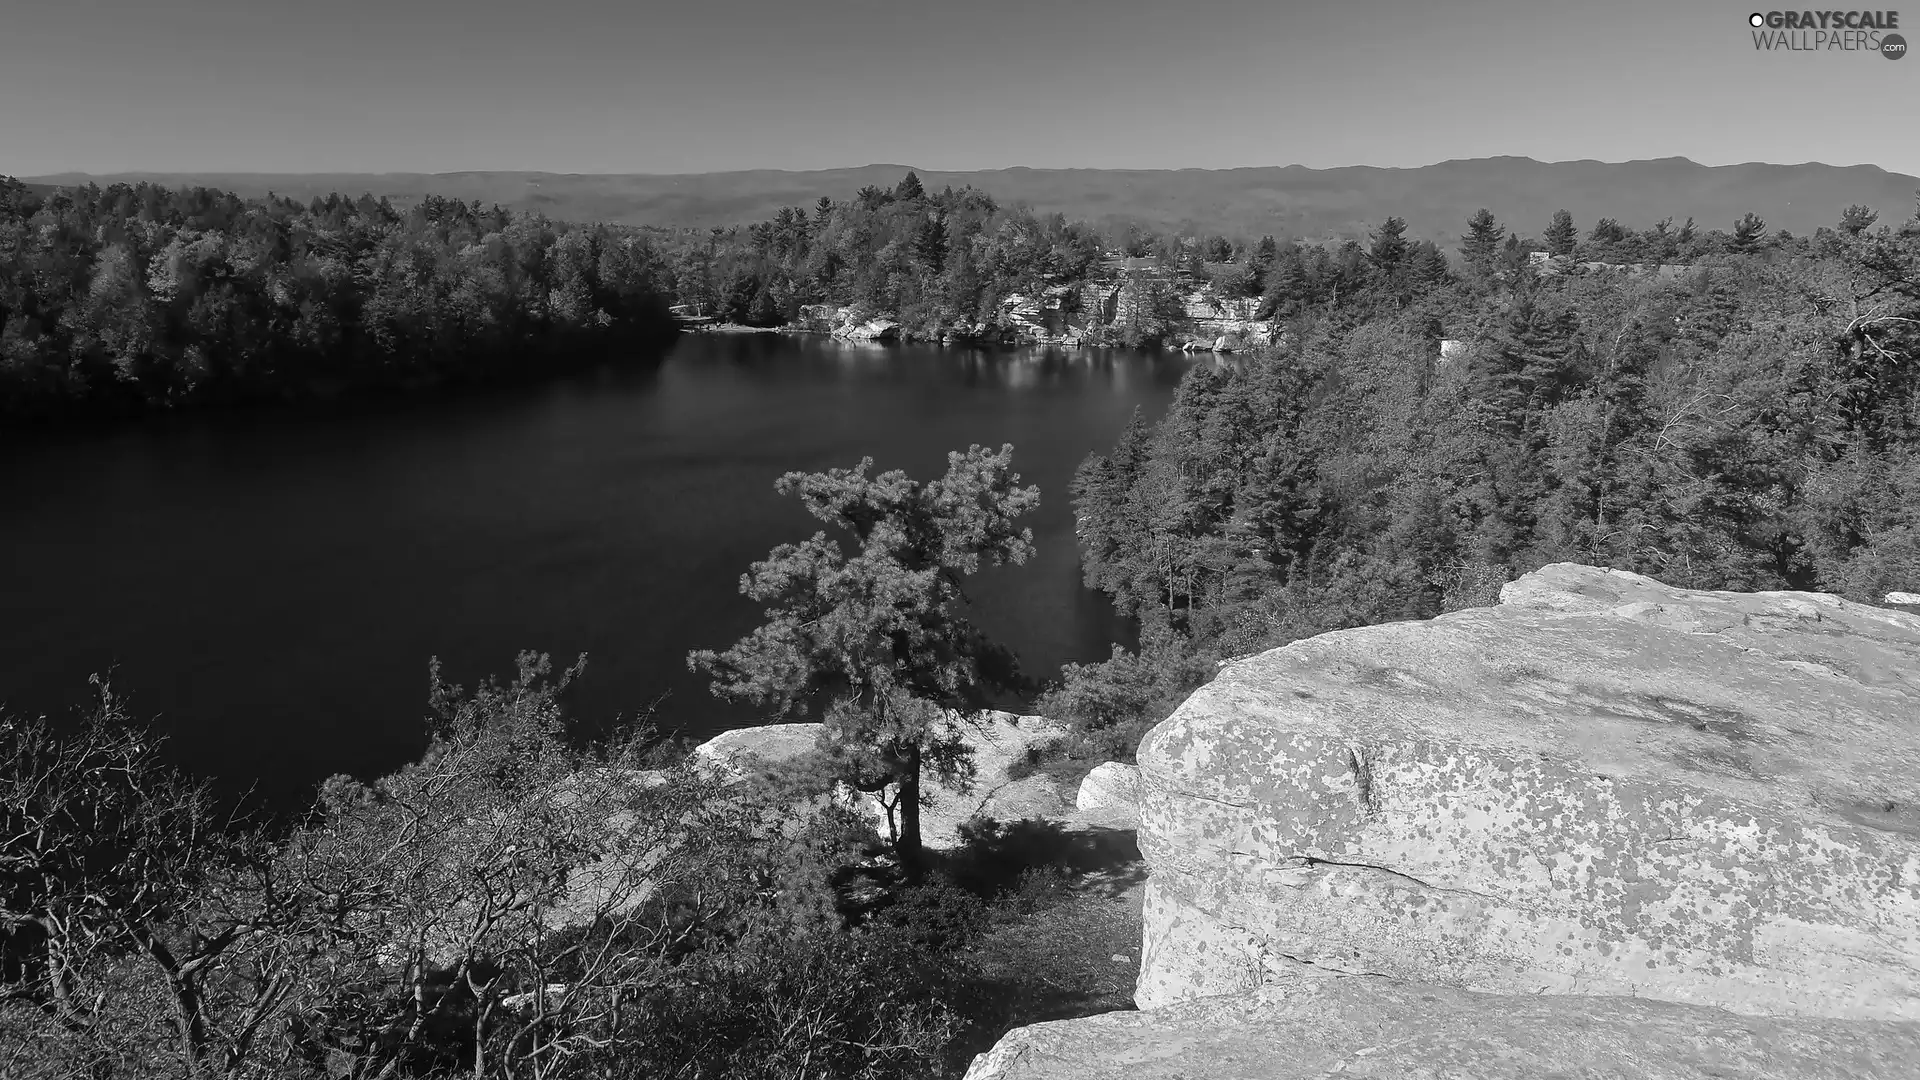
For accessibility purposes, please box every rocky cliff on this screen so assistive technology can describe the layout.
[969,564,1920,1078]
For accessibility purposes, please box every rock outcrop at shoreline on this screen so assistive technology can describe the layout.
[795,273,1277,350]
[966,564,1920,1078]
[830,317,900,342]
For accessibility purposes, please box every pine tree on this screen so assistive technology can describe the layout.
[1459,208,1506,275]
[1838,205,1879,237]
[914,214,949,274]
[1368,216,1409,271]
[1248,235,1279,294]
[688,446,1039,871]
[894,171,926,203]
[1409,241,1451,286]
[1366,217,1411,303]
[1544,210,1578,257]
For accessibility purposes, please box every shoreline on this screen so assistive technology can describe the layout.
[679,317,1253,354]
[680,322,802,334]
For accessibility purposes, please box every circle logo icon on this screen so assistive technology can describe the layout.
[1749,12,1766,27]
[1884,33,1908,58]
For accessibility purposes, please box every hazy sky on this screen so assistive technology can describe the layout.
[5,0,1916,176]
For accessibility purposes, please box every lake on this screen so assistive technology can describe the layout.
[0,334,1193,807]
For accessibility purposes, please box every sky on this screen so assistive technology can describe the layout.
[4,0,1916,177]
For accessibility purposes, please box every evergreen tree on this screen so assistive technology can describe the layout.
[1838,205,1879,237]
[1459,208,1506,275]
[1368,216,1409,271]
[1641,217,1680,262]
[914,213,949,274]
[1366,217,1411,302]
[689,446,1040,871]
[1408,240,1451,286]
[1544,209,1578,257]
[1248,235,1279,294]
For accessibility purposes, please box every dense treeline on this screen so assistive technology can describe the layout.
[0,178,678,420]
[659,171,1874,349]
[1040,200,1920,768]
[658,171,1119,337]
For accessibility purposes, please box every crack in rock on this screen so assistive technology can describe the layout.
[1295,855,1498,901]
[1269,951,1393,979]
[1345,743,1378,817]
[1230,852,1501,902]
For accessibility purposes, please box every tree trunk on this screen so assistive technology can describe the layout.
[895,744,924,879]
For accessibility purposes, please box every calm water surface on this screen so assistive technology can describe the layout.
[2,335,1192,805]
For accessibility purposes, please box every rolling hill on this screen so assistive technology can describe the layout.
[23,157,1920,243]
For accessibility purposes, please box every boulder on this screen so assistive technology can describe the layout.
[963,974,1920,1080]
[1136,563,1920,1018]
[1074,762,1142,827]
[1888,592,1920,606]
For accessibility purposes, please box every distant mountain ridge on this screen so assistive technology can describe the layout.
[23,157,1920,242]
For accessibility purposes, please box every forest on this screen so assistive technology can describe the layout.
[0,179,679,420]
[652,169,1862,346]
[4,173,1919,1078]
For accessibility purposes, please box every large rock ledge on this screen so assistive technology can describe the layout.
[1136,564,1920,1019]
[1136,564,1920,1014]
[966,565,1920,1077]
[963,974,1920,1079]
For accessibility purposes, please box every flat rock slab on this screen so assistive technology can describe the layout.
[919,712,1074,848]
[1137,564,1920,1018]
[964,975,1920,1080]
[693,723,826,780]
[691,712,1074,850]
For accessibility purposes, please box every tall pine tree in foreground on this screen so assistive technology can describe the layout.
[689,444,1039,871]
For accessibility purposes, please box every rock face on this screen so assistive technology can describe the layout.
[1074,762,1142,827]
[963,974,1920,1080]
[1135,563,1920,1018]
